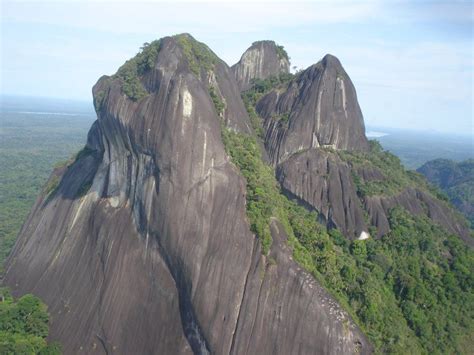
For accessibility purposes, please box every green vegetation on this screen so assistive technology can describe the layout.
[373,129,473,170]
[246,74,294,98]
[226,79,474,354]
[222,127,474,353]
[0,108,93,268]
[290,204,474,354]
[338,140,432,198]
[221,130,279,253]
[42,147,96,203]
[251,41,289,62]
[271,112,290,125]
[174,34,219,76]
[275,44,289,62]
[418,159,474,227]
[241,74,294,137]
[208,86,225,116]
[113,40,161,101]
[0,288,61,354]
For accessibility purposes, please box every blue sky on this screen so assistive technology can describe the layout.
[1,0,473,135]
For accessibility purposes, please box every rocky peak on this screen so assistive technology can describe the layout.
[254,53,469,243]
[321,53,341,67]
[93,33,252,134]
[4,34,371,354]
[232,40,290,91]
[256,53,369,166]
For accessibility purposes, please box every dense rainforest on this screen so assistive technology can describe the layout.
[0,288,60,354]
[0,109,92,267]
[0,106,92,354]
[418,159,474,228]
[221,73,474,354]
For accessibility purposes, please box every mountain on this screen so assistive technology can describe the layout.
[249,55,470,244]
[418,159,474,227]
[3,34,370,354]
[3,34,473,354]
[231,40,290,91]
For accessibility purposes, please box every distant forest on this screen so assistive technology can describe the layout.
[0,101,94,267]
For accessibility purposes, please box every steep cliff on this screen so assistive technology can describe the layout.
[4,34,370,354]
[237,49,473,354]
[231,40,290,91]
[256,54,369,164]
[253,54,471,242]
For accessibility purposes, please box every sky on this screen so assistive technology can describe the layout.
[1,0,473,135]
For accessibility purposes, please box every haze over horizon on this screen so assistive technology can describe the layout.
[1,0,473,135]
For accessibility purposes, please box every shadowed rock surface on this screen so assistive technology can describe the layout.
[4,34,371,354]
[231,40,290,91]
[276,149,368,239]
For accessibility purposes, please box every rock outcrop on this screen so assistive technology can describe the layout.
[4,34,371,354]
[231,40,290,91]
[257,54,369,166]
[254,54,370,239]
[256,54,470,242]
[276,149,368,238]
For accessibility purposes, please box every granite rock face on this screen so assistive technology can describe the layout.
[277,149,368,238]
[4,34,371,354]
[255,54,370,239]
[256,54,470,242]
[231,40,290,91]
[257,55,369,166]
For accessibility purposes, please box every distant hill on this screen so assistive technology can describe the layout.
[418,159,474,227]
[366,126,473,170]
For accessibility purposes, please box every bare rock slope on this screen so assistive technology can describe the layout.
[4,34,371,354]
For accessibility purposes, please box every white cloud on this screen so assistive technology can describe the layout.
[3,1,380,35]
